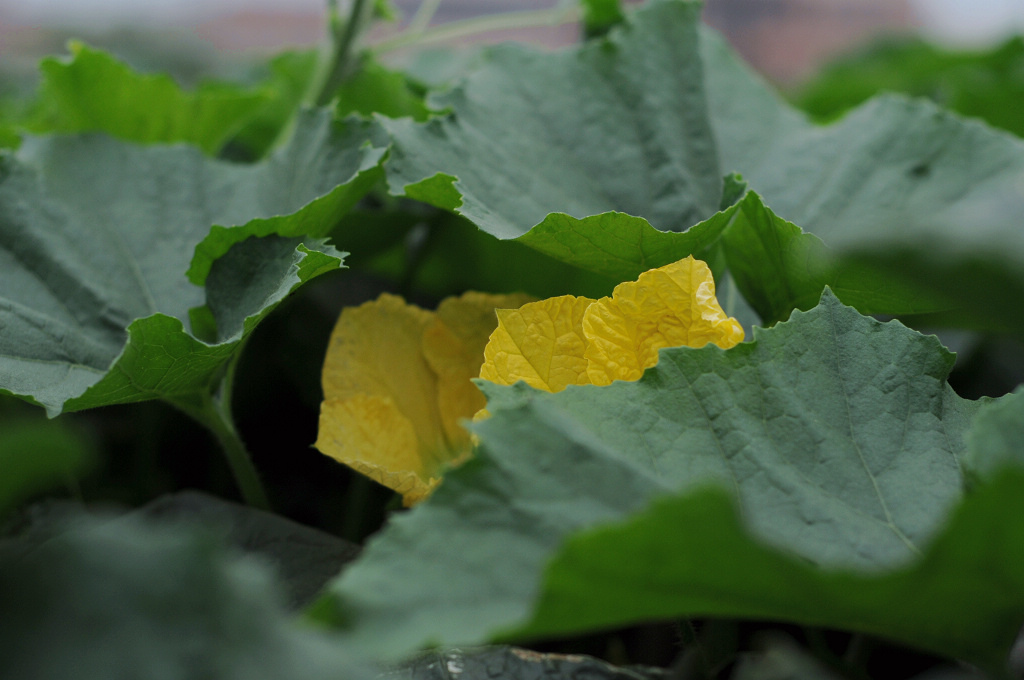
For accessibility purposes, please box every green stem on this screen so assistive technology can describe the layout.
[169,352,270,511]
[370,4,582,54]
[201,394,270,511]
[315,0,375,106]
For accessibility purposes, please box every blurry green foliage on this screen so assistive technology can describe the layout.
[791,35,1024,137]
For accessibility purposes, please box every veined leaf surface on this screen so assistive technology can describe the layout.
[0,110,386,415]
[378,0,1024,331]
[322,292,987,659]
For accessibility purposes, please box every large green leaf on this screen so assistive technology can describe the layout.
[321,292,983,659]
[0,110,386,415]
[0,513,373,680]
[379,0,1024,332]
[700,27,1024,333]
[511,470,1024,673]
[381,0,721,240]
[28,43,272,155]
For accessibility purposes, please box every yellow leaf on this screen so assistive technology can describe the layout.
[316,395,438,505]
[584,256,744,385]
[477,256,744,392]
[316,291,533,505]
[479,295,595,393]
[423,291,534,451]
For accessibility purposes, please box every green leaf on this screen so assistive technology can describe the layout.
[321,291,981,659]
[29,42,272,155]
[963,387,1024,485]
[382,0,721,240]
[0,110,386,415]
[226,50,319,160]
[581,0,626,38]
[335,57,430,122]
[140,490,360,610]
[0,513,374,680]
[791,36,1024,139]
[716,190,947,324]
[379,0,1024,332]
[512,469,1024,672]
[701,27,1024,334]
[0,415,92,519]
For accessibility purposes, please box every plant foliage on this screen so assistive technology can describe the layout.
[1,1,1023,678]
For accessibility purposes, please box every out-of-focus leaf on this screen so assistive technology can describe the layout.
[29,42,271,155]
[141,490,360,610]
[0,513,374,680]
[731,639,844,680]
[581,0,626,38]
[316,291,530,505]
[791,36,1024,138]
[336,57,430,122]
[320,291,979,659]
[963,387,1024,485]
[0,110,385,415]
[0,417,92,519]
[228,50,319,160]
[701,26,1024,334]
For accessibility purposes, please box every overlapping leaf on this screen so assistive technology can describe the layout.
[316,291,532,505]
[0,110,386,415]
[321,292,989,660]
[512,470,1024,672]
[381,0,721,240]
[377,0,1024,332]
[28,43,272,155]
[0,513,374,680]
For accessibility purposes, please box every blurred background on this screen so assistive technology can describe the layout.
[2,0,1024,86]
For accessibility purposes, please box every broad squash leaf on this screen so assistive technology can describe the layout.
[511,470,1024,673]
[701,25,1024,333]
[316,291,531,505]
[382,0,720,239]
[0,110,386,416]
[320,291,983,659]
[379,0,1024,333]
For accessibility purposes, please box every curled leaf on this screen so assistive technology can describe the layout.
[316,291,531,505]
[479,257,743,392]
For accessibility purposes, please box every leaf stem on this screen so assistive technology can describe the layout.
[169,353,270,510]
[315,0,375,106]
[369,3,582,55]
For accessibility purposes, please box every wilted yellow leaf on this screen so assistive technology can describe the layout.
[478,256,743,392]
[479,295,595,393]
[316,291,532,505]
